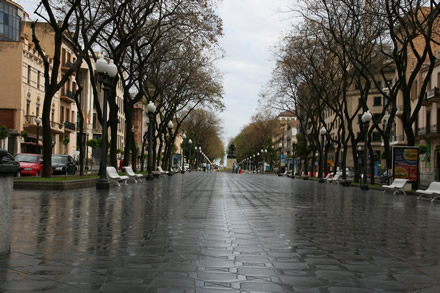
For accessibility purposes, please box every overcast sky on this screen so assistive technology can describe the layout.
[16,0,295,146]
[216,0,293,144]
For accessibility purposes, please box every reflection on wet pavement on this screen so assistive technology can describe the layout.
[1,172,440,292]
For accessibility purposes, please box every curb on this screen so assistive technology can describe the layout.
[14,179,97,190]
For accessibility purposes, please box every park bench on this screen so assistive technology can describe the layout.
[382,178,409,195]
[106,166,129,186]
[416,181,440,202]
[327,173,341,184]
[323,173,331,181]
[157,166,169,175]
[123,166,144,183]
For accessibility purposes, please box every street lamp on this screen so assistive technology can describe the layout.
[85,129,90,170]
[361,110,372,190]
[188,139,192,172]
[319,127,327,183]
[181,133,186,173]
[278,143,282,175]
[95,55,117,190]
[35,116,41,154]
[146,101,156,180]
[256,152,260,173]
[167,120,174,176]
[292,138,297,178]
[198,146,202,171]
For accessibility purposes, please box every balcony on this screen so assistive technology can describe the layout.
[64,121,76,132]
[60,89,76,103]
[417,124,440,140]
[51,121,64,134]
[422,87,440,106]
[61,60,74,73]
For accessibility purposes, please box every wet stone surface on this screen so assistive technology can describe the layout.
[1,172,440,292]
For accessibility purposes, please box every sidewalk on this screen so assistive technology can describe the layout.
[1,172,440,292]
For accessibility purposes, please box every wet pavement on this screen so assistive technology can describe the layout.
[1,172,440,292]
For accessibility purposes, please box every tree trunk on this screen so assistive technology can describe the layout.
[42,92,53,177]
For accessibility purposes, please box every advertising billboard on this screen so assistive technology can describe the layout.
[392,146,419,183]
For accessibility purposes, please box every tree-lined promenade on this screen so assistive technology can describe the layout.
[31,0,225,177]
[258,1,440,184]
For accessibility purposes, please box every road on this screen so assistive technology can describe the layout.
[1,172,440,292]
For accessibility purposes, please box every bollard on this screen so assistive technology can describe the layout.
[0,149,19,255]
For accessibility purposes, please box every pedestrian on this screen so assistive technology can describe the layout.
[119,158,123,171]
[232,162,236,173]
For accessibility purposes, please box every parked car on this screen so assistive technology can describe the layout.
[15,153,43,176]
[51,154,77,175]
[0,149,20,177]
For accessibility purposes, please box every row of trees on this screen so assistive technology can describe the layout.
[232,112,280,169]
[261,0,440,182]
[32,0,225,177]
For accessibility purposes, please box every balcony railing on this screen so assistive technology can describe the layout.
[61,60,74,72]
[422,87,440,106]
[60,89,75,103]
[64,121,76,131]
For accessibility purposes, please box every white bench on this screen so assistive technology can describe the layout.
[157,166,169,175]
[382,178,409,195]
[106,166,129,186]
[327,173,341,184]
[123,166,144,183]
[416,181,440,202]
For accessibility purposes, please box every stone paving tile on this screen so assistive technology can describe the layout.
[0,172,440,292]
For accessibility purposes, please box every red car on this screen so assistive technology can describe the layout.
[15,153,44,176]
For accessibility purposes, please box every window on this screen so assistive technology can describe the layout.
[61,106,64,122]
[26,100,30,116]
[36,105,39,117]
[93,113,97,129]
[374,96,382,106]
[37,71,40,89]
[27,65,31,84]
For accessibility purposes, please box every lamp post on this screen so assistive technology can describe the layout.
[95,55,117,190]
[278,143,282,175]
[146,101,156,180]
[319,127,327,183]
[198,147,202,171]
[85,129,90,170]
[181,133,186,173]
[292,139,296,178]
[35,116,41,154]
[167,120,174,176]
[195,146,198,171]
[361,111,372,190]
[188,139,192,172]
[256,152,260,173]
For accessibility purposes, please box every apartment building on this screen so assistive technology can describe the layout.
[276,111,298,172]
[415,51,440,182]
[0,0,127,164]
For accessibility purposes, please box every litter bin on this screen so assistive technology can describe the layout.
[0,149,19,255]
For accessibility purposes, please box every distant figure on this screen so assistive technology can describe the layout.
[232,162,236,173]
[119,158,123,171]
[207,163,211,172]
